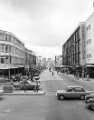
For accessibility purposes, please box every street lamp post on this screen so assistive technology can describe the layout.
[9,55,11,82]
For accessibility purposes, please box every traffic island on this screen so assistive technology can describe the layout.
[3,90,45,96]
[2,82,45,96]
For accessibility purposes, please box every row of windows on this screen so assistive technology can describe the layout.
[0,44,25,57]
[87,54,92,58]
[0,32,24,48]
[0,57,9,64]
[0,55,36,66]
[25,54,36,65]
[15,48,25,57]
[0,44,11,53]
[0,56,25,65]
[87,24,91,31]
[11,57,25,65]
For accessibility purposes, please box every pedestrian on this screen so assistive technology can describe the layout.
[86,74,89,81]
[52,71,54,76]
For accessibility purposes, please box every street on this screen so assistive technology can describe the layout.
[0,70,94,120]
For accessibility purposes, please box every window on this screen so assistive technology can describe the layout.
[5,45,9,53]
[1,58,4,64]
[87,39,91,44]
[87,24,91,31]
[0,32,4,40]
[0,44,5,52]
[87,54,92,58]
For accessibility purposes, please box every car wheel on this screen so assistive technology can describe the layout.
[80,95,85,100]
[59,95,64,100]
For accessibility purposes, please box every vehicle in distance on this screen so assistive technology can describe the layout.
[13,80,40,90]
[56,86,89,100]
[85,98,94,110]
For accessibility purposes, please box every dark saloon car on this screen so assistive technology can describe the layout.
[13,80,40,90]
[19,80,40,90]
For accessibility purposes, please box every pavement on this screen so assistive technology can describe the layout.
[60,73,94,82]
[3,90,45,96]
[0,76,45,96]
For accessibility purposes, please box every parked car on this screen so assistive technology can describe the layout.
[85,98,94,110]
[19,80,40,90]
[56,86,89,100]
[85,94,94,103]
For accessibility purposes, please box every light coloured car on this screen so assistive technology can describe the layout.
[56,86,89,100]
[85,98,94,110]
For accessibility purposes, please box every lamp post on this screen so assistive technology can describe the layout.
[9,55,11,81]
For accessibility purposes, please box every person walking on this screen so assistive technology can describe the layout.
[52,71,54,76]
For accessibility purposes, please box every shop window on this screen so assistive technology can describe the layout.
[87,39,91,44]
[87,54,92,58]
[1,58,4,64]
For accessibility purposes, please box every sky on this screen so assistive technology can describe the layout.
[0,0,93,58]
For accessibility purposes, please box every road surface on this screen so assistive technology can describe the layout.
[0,70,94,120]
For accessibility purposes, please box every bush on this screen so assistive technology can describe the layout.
[3,85,13,93]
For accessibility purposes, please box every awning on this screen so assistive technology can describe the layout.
[0,64,24,69]
[86,64,94,67]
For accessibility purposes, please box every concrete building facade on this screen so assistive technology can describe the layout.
[62,23,86,75]
[62,23,86,66]
[86,12,94,65]
[0,30,37,76]
[0,30,25,69]
[62,11,94,77]
[84,12,94,77]
[25,48,36,71]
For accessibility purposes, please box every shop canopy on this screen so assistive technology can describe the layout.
[0,64,24,69]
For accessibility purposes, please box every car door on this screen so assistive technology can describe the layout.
[73,88,85,98]
[72,88,79,98]
[65,88,74,98]
[69,88,77,98]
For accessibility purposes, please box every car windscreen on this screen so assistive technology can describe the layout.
[66,88,73,92]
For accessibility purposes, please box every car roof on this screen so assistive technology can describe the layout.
[66,86,83,88]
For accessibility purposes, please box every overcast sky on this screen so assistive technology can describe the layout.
[0,0,93,58]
